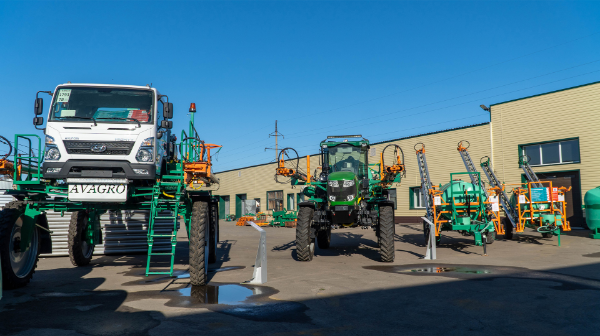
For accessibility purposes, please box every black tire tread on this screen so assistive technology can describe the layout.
[190,201,208,286]
[296,207,314,261]
[0,201,39,289]
[379,205,395,262]
[68,211,94,267]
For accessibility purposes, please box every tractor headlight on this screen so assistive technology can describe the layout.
[347,195,354,201]
[343,180,355,188]
[136,149,153,162]
[328,181,339,187]
[329,195,336,201]
[44,147,61,161]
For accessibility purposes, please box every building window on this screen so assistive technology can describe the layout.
[386,188,397,210]
[522,139,580,166]
[267,191,283,211]
[410,187,426,209]
[287,194,295,211]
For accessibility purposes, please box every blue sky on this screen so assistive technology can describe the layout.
[1,1,599,172]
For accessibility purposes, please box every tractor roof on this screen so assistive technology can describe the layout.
[320,135,369,148]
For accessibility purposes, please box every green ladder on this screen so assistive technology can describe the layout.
[146,166,185,276]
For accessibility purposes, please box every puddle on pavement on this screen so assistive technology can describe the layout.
[122,266,246,286]
[128,282,310,323]
[176,266,246,279]
[409,267,492,274]
[364,264,600,291]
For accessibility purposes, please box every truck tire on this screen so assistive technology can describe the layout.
[68,211,95,267]
[190,201,209,286]
[296,206,315,261]
[317,227,331,249]
[503,218,514,240]
[208,202,218,264]
[379,205,395,262]
[0,201,40,289]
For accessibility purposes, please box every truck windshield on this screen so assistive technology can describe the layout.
[326,144,368,178]
[49,87,154,124]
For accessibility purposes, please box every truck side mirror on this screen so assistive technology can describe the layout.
[163,102,173,119]
[161,120,172,129]
[33,117,44,126]
[34,98,44,115]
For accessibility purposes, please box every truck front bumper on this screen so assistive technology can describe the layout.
[42,160,155,180]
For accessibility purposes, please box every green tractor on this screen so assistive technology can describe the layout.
[276,135,405,262]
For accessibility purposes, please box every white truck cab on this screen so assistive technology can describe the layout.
[39,84,174,193]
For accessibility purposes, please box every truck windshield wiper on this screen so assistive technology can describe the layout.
[55,116,97,126]
[95,117,141,128]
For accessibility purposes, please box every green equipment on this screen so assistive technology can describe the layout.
[0,93,220,290]
[225,214,236,221]
[269,208,297,227]
[584,187,600,239]
[416,143,498,254]
[275,135,405,262]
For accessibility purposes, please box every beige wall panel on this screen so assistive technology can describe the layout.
[491,82,600,206]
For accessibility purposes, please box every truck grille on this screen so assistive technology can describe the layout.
[63,141,135,155]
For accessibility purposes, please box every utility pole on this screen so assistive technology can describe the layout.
[265,120,284,162]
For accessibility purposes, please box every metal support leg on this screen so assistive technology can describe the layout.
[246,222,267,284]
[422,217,436,260]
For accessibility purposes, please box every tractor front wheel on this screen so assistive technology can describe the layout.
[317,227,331,249]
[68,211,95,267]
[0,201,40,289]
[296,207,315,261]
[379,205,395,262]
[190,201,209,286]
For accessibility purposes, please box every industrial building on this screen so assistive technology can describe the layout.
[214,80,600,227]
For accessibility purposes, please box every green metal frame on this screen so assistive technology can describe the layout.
[7,114,216,277]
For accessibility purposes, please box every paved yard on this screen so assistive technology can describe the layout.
[2,221,600,335]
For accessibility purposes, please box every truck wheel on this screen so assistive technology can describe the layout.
[68,211,95,267]
[379,205,395,262]
[503,218,514,240]
[296,207,315,261]
[0,201,40,289]
[485,231,496,244]
[317,227,331,249]
[208,202,219,264]
[190,201,209,285]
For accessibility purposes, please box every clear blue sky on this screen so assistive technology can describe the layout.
[1,1,599,172]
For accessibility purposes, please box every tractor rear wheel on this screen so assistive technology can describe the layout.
[503,218,514,240]
[317,227,331,249]
[0,201,40,289]
[485,231,496,244]
[190,201,209,286]
[379,205,395,262]
[296,206,315,261]
[68,211,95,267]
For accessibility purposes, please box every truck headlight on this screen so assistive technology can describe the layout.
[347,195,354,201]
[136,149,153,162]
[44,147,61,160]
[329,195,336,201]
[343,180,355,187]
[45,135,56,145]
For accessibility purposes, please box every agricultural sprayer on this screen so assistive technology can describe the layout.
[417,143,499,253]
[276,135,405,262]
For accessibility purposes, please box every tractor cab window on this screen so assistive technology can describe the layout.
[326,144,368,178]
